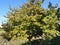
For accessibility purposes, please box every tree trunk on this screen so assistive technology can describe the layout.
[29,39,31,45]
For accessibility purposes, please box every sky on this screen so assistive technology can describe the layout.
[0,0,60,27]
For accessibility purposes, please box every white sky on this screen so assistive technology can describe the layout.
[0,23,2,28]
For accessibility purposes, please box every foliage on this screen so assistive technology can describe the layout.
[2,0,60,44]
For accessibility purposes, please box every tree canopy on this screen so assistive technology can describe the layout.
[2,0,60,43]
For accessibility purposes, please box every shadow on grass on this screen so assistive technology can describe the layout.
[22,36,60,45]
[51,36,60,45]
[22,39,42,45]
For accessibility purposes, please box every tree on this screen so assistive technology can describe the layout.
[2,0,60,45]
